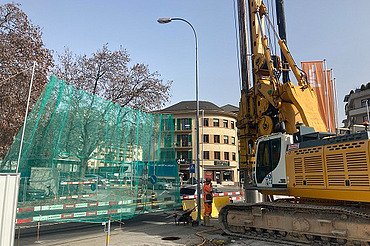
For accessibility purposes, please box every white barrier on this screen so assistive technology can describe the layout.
[0,173,20,246]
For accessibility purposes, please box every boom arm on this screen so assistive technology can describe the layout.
[237,0,327,175]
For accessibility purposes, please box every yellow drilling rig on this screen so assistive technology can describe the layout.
[219,0,370,244]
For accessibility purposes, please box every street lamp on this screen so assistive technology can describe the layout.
[157,17,201,225]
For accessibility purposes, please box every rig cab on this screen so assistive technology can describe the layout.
[254,133,292,189]
[253,126,336,191]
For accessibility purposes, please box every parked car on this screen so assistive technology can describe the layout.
[180,186,197,196]
[84,174,109,186]
[18,187,48,202]
[180,186,222,196]
[185,177,204,185]
[213,187,223,194]
[149,181,173,190]
[18,185,54,202]
[26,188,47,200]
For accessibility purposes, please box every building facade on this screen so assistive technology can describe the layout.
[158,101,239,185]
[343,82,370,129]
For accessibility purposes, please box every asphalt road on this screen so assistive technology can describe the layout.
[17,211,283,246]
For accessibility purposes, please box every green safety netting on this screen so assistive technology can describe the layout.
[1,75,180,224]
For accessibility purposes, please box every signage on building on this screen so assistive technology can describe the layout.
[214,160,230,166]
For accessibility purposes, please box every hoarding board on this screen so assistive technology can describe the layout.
[0,173,20,246]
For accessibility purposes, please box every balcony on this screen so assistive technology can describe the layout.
[175,142,192,148]
[349,107,368,117]
[175,127,192,133]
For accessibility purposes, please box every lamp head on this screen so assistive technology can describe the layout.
[157,18,172,24]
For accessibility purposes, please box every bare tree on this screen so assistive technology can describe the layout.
[0,3,53,159]
[53,45,172,177]
[54,45,172,111]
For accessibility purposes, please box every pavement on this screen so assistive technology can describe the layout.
[17,212,284,246]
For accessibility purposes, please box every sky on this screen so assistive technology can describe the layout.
[3,0,370,125]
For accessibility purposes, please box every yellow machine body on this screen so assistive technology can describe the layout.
[285,139,370,203]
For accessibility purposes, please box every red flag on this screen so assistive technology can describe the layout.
[301,61,336,132]
[301,61,327,129]
[325,70,336,132]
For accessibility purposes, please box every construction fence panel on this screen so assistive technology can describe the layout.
[0,76,180,225]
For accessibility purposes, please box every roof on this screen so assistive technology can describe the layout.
[158,101,222,113]
[156,101,239,116]
[344,82,370,102]
[221,104,239,113]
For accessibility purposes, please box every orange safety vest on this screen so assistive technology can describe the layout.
[203,183,213,204]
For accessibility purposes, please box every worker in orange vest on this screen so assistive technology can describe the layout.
[202,177,213,226]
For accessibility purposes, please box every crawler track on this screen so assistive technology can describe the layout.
[219,201,370,245]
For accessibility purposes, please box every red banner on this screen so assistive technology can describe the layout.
[301,61,336,132]
[325,70,336,132]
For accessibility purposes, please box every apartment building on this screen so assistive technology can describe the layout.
[343,82,370,128]
[157,101,239,185]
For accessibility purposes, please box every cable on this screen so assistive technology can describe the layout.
[271,0,278,55]
[232,0,242,92]
[266,0,274,55]
[195,226,220,246]
[0,66,34,84]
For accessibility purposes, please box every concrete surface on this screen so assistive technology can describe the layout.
[17,212,283,246]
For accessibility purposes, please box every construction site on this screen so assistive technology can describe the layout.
[0,0,369,246]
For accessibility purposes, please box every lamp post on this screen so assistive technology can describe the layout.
[157,17,201,225]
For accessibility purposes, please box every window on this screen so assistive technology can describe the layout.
[163,135,172,148]
[223,119,228,128]
[203,134,209,143]
[256,138,281,183]
[213,118,219,127]
[222,171,233,181]
[223,135,229,144]
[176,134,192,147]
[163,118,174,131]
[232,152,236,161]
[203,151,210,160]
[177,118,192,130]
[214,151,221,160]
[176,119,180,130]
[231,136,235,145]
[203,118,209,127]
[231,121,235,129]
[182,118,192,130]
[214,135,220,143]
[271,139,281,167]
[177,151,192,164]
[224,152,229,160]
[256,141,270,183]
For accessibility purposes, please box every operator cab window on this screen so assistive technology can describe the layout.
[256,138,281,183]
